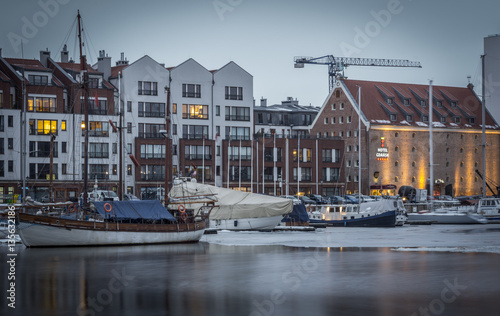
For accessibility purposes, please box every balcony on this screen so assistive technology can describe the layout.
[139,132,163,139]
[139,110,165,118]
[225,115,250,121]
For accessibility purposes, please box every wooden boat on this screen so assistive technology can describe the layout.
[16,200,212,247]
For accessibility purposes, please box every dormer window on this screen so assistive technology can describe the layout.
[440,117,446,123]
[420,100,426,107]
[390,114,397,121]
[28,75,48,85]
[454,117,461,124]
[403,99,410,106]
[468,117,476,124]
[451,101,457,108]
[422,115,428,122]
[406,114,413,122]
[387,98,393,105]
[436,101,442,108]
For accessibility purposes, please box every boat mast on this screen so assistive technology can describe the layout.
[429,80,434,210]
[118,71,123,200]
[78,10,89,206]
[358,86,361,201]
[481,54,487,198]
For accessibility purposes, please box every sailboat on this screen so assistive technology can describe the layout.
[15,11,211,247]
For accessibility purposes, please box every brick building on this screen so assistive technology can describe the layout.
[310,78,500,197]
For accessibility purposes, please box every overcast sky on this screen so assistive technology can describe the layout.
[1,0,499,107]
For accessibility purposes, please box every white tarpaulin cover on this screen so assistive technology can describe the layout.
[168,181,292,220]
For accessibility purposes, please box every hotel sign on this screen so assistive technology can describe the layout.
[376,137,389,161]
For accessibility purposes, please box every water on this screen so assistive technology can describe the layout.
[1,227,500,316]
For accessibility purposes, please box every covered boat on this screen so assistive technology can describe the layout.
[168,180,293,230]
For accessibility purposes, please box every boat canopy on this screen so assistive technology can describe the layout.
[93,201,177,221]
[169,181,292,220]
[282,204,310,223]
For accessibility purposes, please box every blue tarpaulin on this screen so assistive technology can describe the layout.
[281,204,310,223]
[93,200,177,221]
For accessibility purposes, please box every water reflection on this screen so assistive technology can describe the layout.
[1,243,499,316]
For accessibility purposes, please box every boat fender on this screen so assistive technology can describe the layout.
[104,203,112,213]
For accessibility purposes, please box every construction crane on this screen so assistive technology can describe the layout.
[294,55,422,91]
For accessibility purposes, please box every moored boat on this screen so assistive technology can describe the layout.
[475,197,500,223]
[16,200,212,247]
[406,208,487,224]
[308,197,405,227]
[168,179,293,231]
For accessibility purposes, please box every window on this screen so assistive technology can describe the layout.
[440,117,446,123]
[85,97,107,115]
[395,146,399,152]
[172,103,177,114]
[173,124,177,135]
[112,164,117,175]
[0,116,3,131]
[61,120,66,131]
[182,84,201,98]
[8,160,13,172]
[186,145,212,160]
[127,101,132,112]
[138,102,165,117]
[183,125,209,140]
[127,122,132,133]
[28,96,56,112]
[138,81,158,96]
[0,139,3,154]
[335,90,340,98]
[420,100,426,107]
[468,118,476,124]
[0,161,3,177]
[412,147,415,152]
[62,142,67,153]
[84,121,110,137]
[226,106,250,121]
[127,164,132,175]
[86,164,109,180]
[387,98,393,105]
[451,101,457,108]
[403,99,409,105]
[7,116,13,127]
[422,115,428,122]
[225,86,243,100]
[182,104,209,119]
[88,78,99,89]
[395,161,399,167]
[454,117,461,124]
[0,92,3,108]
[340,103,344,110]
[29,119,57,135]
[28,75,48,85]
[339,116,344,124]
[140,144,166,159]
[436,101,442,108]
[112,143,117,154]
[85,143,109,158]
[216,105,220,116]
[390,114,397,121]
[331,117,335,124]
[293,167,312,181]
[62,163,67,175]
[324,117,328,124]
[172,145,177,155]
[225,126,250,140]
[347,116,352,123]
[346,131,351,138]
[332,103,336,110]
[138,123,164,138]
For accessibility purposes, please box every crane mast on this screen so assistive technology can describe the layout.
[294,55,422,91]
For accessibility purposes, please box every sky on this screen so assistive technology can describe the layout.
[1,0,499,107]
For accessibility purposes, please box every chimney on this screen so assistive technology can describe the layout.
[260,97,267,107]
[116,52,129,66]
[61,44,69,63]
[40,49,50,67]
[97,49,111,80]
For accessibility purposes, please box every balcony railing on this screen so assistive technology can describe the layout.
[139,132,162,139]
[141,174,165,181]
[186,154,212,160]
[230,155,251,161]
[225,115,250,121]
[139,110,165,118]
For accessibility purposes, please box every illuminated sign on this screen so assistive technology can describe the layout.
[376,137,389,161]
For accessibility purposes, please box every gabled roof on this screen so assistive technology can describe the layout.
[0,70,11,81]
[58,62,101,74]
[342,79,499,130]
[111,64,127,78]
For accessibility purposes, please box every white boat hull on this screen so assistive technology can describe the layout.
[17,221,205,247]
[407,212,487,224]
[209,215,283,231]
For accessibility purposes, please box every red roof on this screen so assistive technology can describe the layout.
[342,79,499,129]
[4,58,50,71]
[58,62,101,74]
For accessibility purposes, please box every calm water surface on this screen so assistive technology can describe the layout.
[1,241,499,316]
